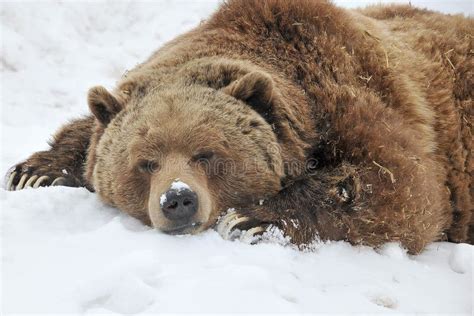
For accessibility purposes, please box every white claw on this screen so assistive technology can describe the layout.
[6,171,16,191]
[224,216,250,239]
[51,177,66,186]
[217,212,250,240]
[15,174,29,191]
[216,211,238,237]
[33,175,50,188]
[24,175,39,188]
[240,226,266,244]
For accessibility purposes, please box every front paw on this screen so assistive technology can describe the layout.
[216,206,318,248]
[216,209,270,244]
[5,161,79,191]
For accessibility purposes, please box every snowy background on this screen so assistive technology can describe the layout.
[1,0,473,314]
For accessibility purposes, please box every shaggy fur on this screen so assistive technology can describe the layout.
[8,0,473,253]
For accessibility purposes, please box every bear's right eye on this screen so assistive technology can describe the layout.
[137,160,159,174]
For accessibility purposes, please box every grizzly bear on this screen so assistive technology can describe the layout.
[5,0,473,254]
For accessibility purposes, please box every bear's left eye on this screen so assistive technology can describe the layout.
[137,160,159,174]
[191,151,215,164]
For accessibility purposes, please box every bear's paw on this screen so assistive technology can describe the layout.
[5,163,79,191]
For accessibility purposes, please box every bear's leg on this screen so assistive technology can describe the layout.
[218,156,450,254]
[218,94,454,254]
[6,116,95,191]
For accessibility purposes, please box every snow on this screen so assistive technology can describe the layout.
[160,179,191,205]
[1,0,472,314]
[159,193,167,206]
[169,179,191,192]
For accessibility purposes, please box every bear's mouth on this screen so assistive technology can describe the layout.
[161,222,202,235]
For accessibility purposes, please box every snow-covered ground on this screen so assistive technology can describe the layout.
[1,1,472,314]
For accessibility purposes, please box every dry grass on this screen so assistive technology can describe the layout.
[372,160,396,184]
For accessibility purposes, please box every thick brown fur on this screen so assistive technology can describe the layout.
[9,1,473,254]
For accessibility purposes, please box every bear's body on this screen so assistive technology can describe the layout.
[7,0,473,253]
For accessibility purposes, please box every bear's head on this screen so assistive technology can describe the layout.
[85,59,312,234]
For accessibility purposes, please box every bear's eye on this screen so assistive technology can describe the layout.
[191,151,215,164]
[137,160,159,174]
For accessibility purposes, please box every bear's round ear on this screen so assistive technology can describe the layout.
[88,86,123,126]
[223,71,274,114]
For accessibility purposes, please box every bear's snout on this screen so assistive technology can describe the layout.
[161,188,198,222]
[146,155,215,235]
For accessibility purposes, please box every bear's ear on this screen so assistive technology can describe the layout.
[223,71,274,117]
[88,86,123,126]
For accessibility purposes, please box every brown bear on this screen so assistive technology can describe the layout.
[5,0,473,254]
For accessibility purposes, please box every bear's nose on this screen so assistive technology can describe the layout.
[161,188,198,221]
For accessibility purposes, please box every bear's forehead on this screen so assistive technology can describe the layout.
[123,95,252,139]
[127,120,229,158]
[113,84,270,157]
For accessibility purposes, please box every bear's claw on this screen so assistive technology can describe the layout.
[16,173,28,190]
[24,175,39,188]
[216,210,266,243]
[51,177,67,186]
[240,226,266,244]
[34,175,51,188]
[216,210,248,240]
[6,171,16,191]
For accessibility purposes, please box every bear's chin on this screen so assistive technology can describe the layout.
[157,221,204,235]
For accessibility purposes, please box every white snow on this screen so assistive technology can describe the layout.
[1,1,472,314]
[160,180,191,205]
[170,179,191,192]
[159,193,167,206]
